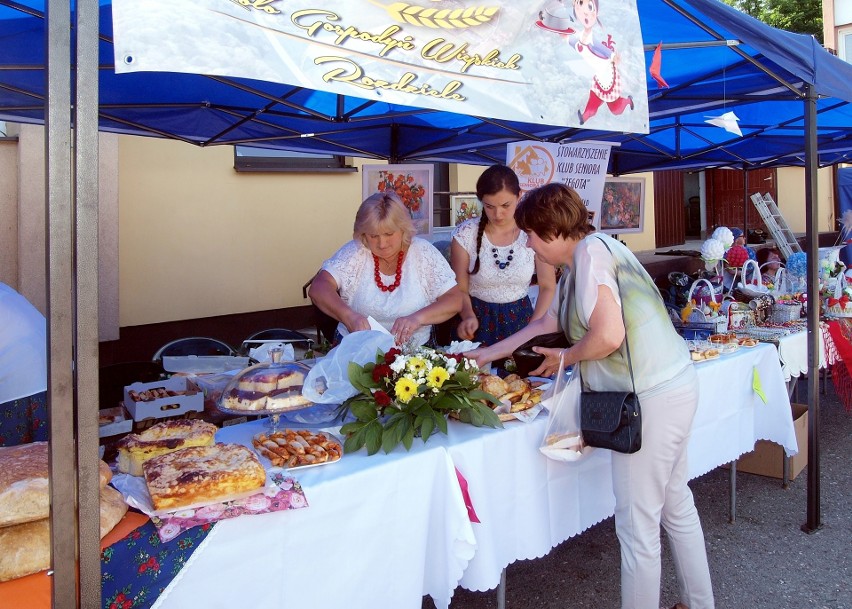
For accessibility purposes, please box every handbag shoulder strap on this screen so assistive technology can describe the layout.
[585,235,637,395]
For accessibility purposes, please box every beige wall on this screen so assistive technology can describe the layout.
[0,139,17,287]
[775,166,835,234]
[118,136,370,326]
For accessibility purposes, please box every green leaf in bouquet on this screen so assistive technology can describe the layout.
[433,409,448,435]
[473,401,503,428]
[382,418,404,454]
[351,400,380,422]
[401,424,415,451]
[419,415,435,442]
[342,423,368,454]
[467,388,502,407]
[364,420,383,455]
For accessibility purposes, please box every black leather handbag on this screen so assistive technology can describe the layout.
[511,331,570,378]
[577,237,642,454]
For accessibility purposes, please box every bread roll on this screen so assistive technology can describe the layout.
[0,442,49,527]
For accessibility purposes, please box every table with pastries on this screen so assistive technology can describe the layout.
[0,343,798,609]
[141,342,796,608]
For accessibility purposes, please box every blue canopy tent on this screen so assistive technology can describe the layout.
[0,0,851,168]
[1,0,849,604]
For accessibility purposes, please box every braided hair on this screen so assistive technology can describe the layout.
[470,165,521,274]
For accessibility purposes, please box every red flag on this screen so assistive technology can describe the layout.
[650,41,669,88]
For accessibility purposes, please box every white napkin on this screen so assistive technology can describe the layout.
[445,340,480,354]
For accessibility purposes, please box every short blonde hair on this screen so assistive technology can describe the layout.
[354,192,416,247]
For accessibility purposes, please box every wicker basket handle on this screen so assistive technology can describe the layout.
[740,259,761,286]
[686,277,718,304]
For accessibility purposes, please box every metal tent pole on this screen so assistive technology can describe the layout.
[802,84,822,533]
[75,0,102,605]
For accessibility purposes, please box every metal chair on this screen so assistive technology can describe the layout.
[152,337,236,362]
[239,328,313,356]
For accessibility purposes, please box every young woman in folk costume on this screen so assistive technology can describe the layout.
[450,165,556,346]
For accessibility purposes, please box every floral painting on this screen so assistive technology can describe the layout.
[600,177,645,234]
[451,195,481,226]
[363,164,433,235]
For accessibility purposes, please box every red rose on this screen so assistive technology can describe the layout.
[384,348,401,363]
[374,390,392,407]
[372,364,392,383]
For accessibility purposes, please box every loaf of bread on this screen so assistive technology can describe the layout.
[0,442,49,527]
[143,443,265,511]
[117,419,217,476]
[0,485,128,582]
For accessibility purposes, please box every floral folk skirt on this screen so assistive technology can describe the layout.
[468,295,533,347]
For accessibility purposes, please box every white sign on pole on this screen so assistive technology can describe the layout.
[506,140,612,224]
[112,0,648,134]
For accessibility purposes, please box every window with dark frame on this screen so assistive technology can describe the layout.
[234,145,355,172]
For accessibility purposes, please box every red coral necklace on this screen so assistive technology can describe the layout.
[374,251,404,292]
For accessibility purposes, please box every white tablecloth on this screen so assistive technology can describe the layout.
[150,343,795,605]
[152,421,476,609]
[442,342,796,592]
[776,329,827,382]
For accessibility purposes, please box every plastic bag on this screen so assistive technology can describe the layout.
[302,331,395,404]
[538,353,594,462]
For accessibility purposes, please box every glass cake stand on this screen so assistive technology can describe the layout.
[216,349,315,431]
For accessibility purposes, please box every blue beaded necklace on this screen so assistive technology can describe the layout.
[492,246,514,269]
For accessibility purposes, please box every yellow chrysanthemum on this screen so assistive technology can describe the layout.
[394,377,419,404]
[426,367,450,389]
[407,357,427,373]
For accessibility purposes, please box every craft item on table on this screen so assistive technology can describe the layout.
[736,259,770,298]
[711,226,734,249]
[683,278,727,333]
[700,237,726,271]
[141,443,266,512]
[725,245,750,269]
[116,419,217,476]
[726,301,754,331]
[785,251,808,292]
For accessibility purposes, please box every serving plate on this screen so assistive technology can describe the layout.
[251,428,343,470]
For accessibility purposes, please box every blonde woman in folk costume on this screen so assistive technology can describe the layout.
[450,164,556,346]
[309,192,461,347]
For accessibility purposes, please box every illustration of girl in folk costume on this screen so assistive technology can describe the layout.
[568,0,634,125]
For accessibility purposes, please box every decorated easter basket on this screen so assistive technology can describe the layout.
[824,272,852,318]
[736,259,769,299]
[684,278,728,333]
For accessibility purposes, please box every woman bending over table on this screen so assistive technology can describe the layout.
[466,183,714,609]
[451,164,556,345]
[308,192,462,347]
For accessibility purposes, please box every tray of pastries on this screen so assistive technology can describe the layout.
[474,373,545,421]
[251,429,343,469]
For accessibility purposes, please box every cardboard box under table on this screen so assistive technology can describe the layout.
[123,376,203,421]
[735,403,808,480]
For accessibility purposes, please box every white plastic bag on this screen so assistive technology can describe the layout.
[302,331,395,404]
[539,354,594,462]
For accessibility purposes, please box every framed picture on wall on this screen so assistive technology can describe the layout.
[450,194,481,226]
[362,164,433,235]
[600,177,645,234]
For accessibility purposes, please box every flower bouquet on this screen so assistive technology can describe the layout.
[340,346,502,455]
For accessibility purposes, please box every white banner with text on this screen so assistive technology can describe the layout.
[112,0,648,133]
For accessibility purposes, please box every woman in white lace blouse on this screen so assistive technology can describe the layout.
[309,192,462,347]
[451,165,556,346]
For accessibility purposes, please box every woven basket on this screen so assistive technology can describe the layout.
[769,302,802,323]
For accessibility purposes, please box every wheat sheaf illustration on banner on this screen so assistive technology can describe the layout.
[375,2,500,28]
